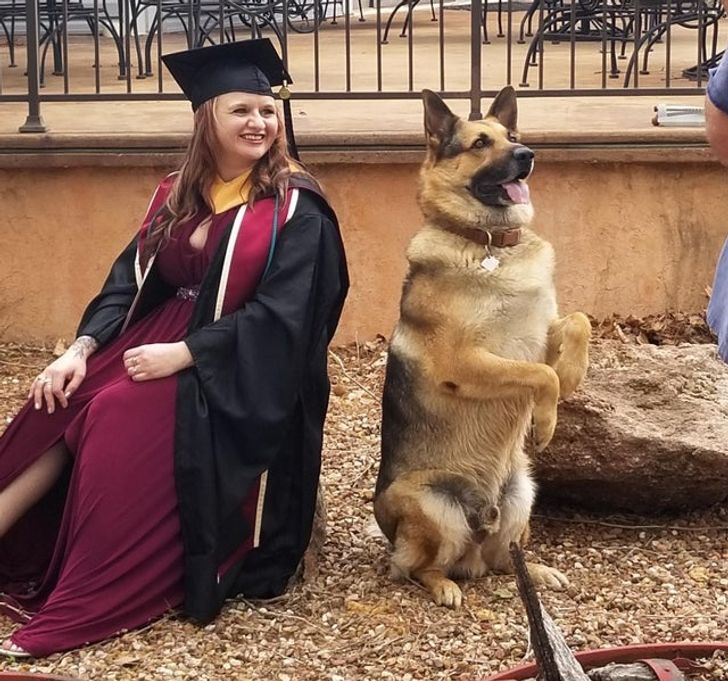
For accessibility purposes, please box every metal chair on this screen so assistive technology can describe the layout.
[132,0,358,79]
[381,0,499,45]
[519,0,724,87]
[132,0,285,78]
[518,0,627,86]
[1,0,127,82]
[0,0,21,67]
[381,0,436,44]
[615,0,725,86]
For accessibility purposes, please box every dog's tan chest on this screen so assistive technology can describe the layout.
[469,284,557,362]
[403,229,557,363]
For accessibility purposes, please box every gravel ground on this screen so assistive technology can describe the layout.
[0,338,727,681]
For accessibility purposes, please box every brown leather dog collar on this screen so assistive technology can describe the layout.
[450,226,522,248]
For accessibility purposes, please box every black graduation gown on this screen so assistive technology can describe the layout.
[77,182,349,622]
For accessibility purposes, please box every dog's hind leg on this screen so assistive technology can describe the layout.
[391,514,466,608]
[412,565,463,608]
[378,478,472,608]
[481,467,569,591]
[546,312,591,399]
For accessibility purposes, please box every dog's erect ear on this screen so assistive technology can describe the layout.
[422,89,458,149]
[486,86,518,132]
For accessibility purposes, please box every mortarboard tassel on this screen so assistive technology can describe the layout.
[280,86,300,162]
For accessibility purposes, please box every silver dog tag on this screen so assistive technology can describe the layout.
[481,255,500,272]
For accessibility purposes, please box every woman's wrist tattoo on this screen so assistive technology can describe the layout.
[71,336,99,359]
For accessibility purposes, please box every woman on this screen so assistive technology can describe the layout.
[0,38,348,658]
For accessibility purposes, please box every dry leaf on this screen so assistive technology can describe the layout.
[475,607,497,621]
[614,324,628,343]
[345,600,388,616]
[115,655,142,666]
[689,566,710,583]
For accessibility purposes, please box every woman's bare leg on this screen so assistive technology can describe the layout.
[0,441,69,538]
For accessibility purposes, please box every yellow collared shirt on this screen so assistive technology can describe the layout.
[209,170,252,215]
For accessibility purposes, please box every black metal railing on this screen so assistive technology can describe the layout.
[0,0,723,131]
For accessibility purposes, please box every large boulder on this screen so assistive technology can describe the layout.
[535,340,728,513]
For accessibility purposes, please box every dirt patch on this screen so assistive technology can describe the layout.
[0,321,726,680]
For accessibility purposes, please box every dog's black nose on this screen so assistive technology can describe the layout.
[513,146,535,162]
[512,145,535,180]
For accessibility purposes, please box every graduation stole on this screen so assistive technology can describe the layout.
[125,173,297,328]
[212,189,296,319]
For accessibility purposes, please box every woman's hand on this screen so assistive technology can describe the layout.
[29,336,98,414]
[123,342,194,382]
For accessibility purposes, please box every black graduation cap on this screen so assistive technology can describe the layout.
[162,38,292,111]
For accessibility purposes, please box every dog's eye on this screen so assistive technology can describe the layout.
[471,137,491,149]
[507,133,519,143]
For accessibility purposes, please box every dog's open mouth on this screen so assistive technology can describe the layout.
[499,180,530,205]
[470,177,531,207]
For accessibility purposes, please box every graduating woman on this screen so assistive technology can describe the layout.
[0,38,348,658]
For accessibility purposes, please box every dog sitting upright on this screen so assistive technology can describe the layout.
[373,87,591,608]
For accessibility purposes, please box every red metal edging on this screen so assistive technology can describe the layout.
[483,641,728,680]
[0,674,83,681]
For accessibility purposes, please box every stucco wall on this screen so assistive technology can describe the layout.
[0,160,725,344]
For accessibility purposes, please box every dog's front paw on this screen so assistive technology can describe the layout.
[527,563,569,590]
[549,313,591,399]
[431,578,463,608]
[532,401,557,451]
[554,354,588,399]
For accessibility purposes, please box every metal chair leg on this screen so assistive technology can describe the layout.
[381,0,410,42]
[483,1,490,42]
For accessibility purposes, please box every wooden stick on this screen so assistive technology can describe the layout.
[509,542,590,681]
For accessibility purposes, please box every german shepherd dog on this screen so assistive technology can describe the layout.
[373,87,591,608]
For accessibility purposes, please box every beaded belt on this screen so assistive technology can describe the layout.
[176,286,200,302]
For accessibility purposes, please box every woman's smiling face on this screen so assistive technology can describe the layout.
[213,91,279,178]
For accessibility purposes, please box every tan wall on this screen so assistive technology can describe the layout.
[0,160,726,345]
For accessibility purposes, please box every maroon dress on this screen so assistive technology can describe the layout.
[0,217,224,656]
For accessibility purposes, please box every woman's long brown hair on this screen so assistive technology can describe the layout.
[141,96,318,268]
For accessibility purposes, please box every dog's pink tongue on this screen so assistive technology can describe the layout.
[501,181,530,204]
